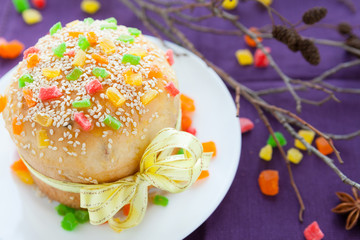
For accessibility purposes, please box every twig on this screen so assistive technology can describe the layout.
[325,130,360,140]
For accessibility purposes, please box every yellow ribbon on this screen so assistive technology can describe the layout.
[20,128,212,232]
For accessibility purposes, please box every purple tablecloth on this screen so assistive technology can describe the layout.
[1,0,360,239]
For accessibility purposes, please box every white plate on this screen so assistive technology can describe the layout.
[0,37,241,240]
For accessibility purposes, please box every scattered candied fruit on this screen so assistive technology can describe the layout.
[123,69,142,86]
[235,49,253,66]
[222,0,238,10]
[68,31,83,38]
[181,114,192,131]
[304,221,324,240]
[202,141,216,157]
[315,137,333,155]
[12,117,23,135]
[180,94,195,113]
[244,27,263,47]
[258,170,279,196]
[0,94,7,113]
[81,0,101,14]
[123,204,130,216]
[240,117,254,133]
[27,53,40,68]
[259,144,272,161]
[86,32,98,46]
[141,90,158,105]
[11,159,28,172]
[153,195,169,207]
[22,8,42,25]
[92,53,108,65]
[11,159,34,185]
[295,129,315,150]
[148,65,163,79]
[99,38,116,55]
[254,47,271,68]
[37,129,50,148]
[0,40,24,59]
[287,148,303,164]
[22,89,37,108]
[197,170,210,181]
[267,131,287,147]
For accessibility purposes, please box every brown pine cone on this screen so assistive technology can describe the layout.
[302,7,327,25]
[299,39,320,65]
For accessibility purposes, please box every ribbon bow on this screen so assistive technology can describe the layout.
[21,128,212,232]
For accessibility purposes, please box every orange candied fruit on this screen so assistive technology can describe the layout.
[87,32,98,46]
[148,65,163,79]
[180,94,195,113]
[11,159,33,185]
[68,31,83,38]
[0,94,7,113]
[12,117,23,135]
[123,204,130,216]
[181,114,192,131]
[315,137,334,155]
[197,170,210,181]
[258,170,279,196]
[244,27,263,48]
[0,40,24,59]
[202,141,217,157]
[22,89,37,108]
[27,53,40,68]
[92,53,109,65]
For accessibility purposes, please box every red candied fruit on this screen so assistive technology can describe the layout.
[23,46,40,59]
[185,127,196,136]
[165,49,174,66]
[74,112,92,131]
[240,117,254,133]
[254,47,271,68]
[86,79,103,95]
[164,82,180,97]
[38,86,62,101]
[304,221,324,240]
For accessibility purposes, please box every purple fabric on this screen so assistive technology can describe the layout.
[1,0,360,239]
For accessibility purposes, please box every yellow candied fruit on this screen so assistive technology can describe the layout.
[81,0,101,14]
[34,114,53,127]
[72,49,87,67]
[257,0,273,6]
[37,129,50,148]
[287,148,303,164]
[222,0,238,10]
[235,49,253,66]
[99,38,116,55]
[295,129,315,150]
[259,144,272,161]
[66,20,80,28]
[106,87,126,107]
[141,89,158,105]
[14,170,34,184]
[42,68,61,79]
[128,48,147,58]
[123,69,143,86]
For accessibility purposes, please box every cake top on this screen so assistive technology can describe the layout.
[7,18,178,142]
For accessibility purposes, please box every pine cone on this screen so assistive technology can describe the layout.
[302,7,327,25]
[272,25,301,52]
[299,39,320,65]
[338,22,352,35]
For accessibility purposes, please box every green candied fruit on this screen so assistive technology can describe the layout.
[267,132,287,147]
[55,204,75,216]
[153,195,169,207]
[177,149,184,155]
[117,35,134,44]
[61,212,78,231]
[74,210,89,224]
[78,35,90,51]
[92,67,109,78]
[100,23,117,30]
[84,17,94,25]
[52,42,66,58]
[128,27,141,37]
[105,17,117,25]
[12,0,30,13]
[18,73,34,88]
[66,67,83,81]
[104,115,122,130]
[122,54,141,65]
[50,22,62,36]
[72,99,91,108]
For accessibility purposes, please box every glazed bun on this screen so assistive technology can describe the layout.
[2,19,180,208]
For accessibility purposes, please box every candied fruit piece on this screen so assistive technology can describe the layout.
[12,0,30,13]
[99,38,116,55]
[0,40,24,59]
[72,49,86,67]
[244,27,263,47]
[304,221,324,240]
[64,50,75,57]
[92,67,109,78]
[42,68,61,78]
[81,0,101,14]
[86,32,98,46]
[164,82,180,97]
[240,118,254,133]
[185,127,196,136]
[259,144,272,161]
[37,129,50,148]
[74,112,92,131]
[0,94,7,113]
[123,69,142,86]
[68,31,83,38]
[103,115,122,130]
[72,99,91,108]
[34,114,53,127]
[23,46,39,59]
[148,65,163,79]
[222,0,238,10]
[84,17,94,25]
[267,132,287,147]
[22,8,42,25]
[181,114,192,131]
[18,73,34,88]
[74,210,89,223]
[13,170,34,184]
[287,148,303,164]
[49,22,62,35]
[197,170,210,180]
[153,195,169,207]
[91,53,108,65]
[11,159,28,172]
[202,141,216,157]
[165,49,174,66]
[61,212,78,231]
[38,86,62,101]
[128,48,147,58]
[66,67,83,81]
[315,137,333,155]
[106,87,126,107]
[27,53,40,68]
[122,54,141,65]
[56,204,75,216]
[141,90,158,105]
[100,23,117,30]
[122,204,130,216]
[295,129,315,150]
[32,0,46,9]
[86,79,103,95]
[117,35,134,44]
[12,117,23,135]
[255,47,271,68]
[258,170,279,196]
[78,35,90,51]
[22,89,37,108]
[235,49,253,66]
[128,27,141,36]
[52,42,66,58]
[180,94,195,112]
[106,17,117,25]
